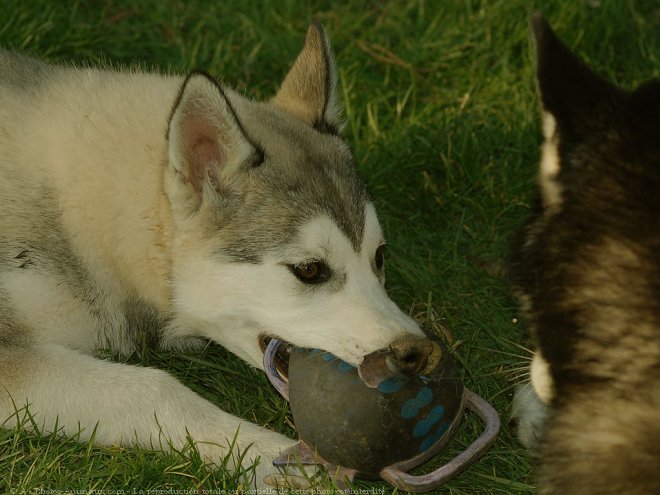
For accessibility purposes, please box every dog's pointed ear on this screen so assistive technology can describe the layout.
[531,13,621,207]
[271,24,342,134]
[531,13,618,133]
[167,72,261,210]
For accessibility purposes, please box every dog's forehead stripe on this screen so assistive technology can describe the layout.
[296,202,379,263]
[214,168,368,263]
[302,156,367,251]
[325,194,366,251]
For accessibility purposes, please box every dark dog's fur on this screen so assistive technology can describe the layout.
[510,14,660,494]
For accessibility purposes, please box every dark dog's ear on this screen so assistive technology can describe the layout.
[272,24,343,134]
[531,13,619,134]
[531,13,622,207]
[167,72,261,212]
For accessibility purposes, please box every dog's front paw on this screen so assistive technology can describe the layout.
[511,382,549,450]
[254,449,322,491]
[258,464,321,491]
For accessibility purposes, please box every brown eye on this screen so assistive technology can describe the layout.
[375,245,386,271]
[290,260,330,284]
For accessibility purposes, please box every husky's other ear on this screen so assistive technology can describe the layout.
[167,72,260,208]
[531,13,619,135]
[531,13,620,207]
[272,24,342,134]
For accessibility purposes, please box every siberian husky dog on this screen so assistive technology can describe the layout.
[510,14,660,494]
[0,25,432,488]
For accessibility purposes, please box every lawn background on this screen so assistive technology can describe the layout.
[0,0,658,493]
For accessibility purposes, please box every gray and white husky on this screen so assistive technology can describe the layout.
[510,14,660,494]
[0,25,431,488]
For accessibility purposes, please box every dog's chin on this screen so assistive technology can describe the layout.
[258,335,293,378]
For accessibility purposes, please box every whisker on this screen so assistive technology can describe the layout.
[489,382,524,399]
[502,365,532,374]
[497,338,535,355]
[502,372,531,382]
[482,348,534,361]
[506,373,532,384]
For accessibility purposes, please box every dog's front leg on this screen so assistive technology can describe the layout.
[0,343,298,488]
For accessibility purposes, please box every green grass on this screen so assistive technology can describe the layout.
[1,0,658,493]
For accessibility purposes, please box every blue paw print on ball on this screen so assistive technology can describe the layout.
[412,405,445,437]
[321,352,335,362]
[318,351,354,371]
[398,385,452,453]
[400,386,433,419]
[419,422,449,453]
[377,376,405,394]
[337,361,355,372]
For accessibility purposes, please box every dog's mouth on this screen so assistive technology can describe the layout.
[259,335,292,378]
[259,335,403,389]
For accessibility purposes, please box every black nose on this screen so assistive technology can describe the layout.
[388,337,436,376]
[358,336,442,387]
